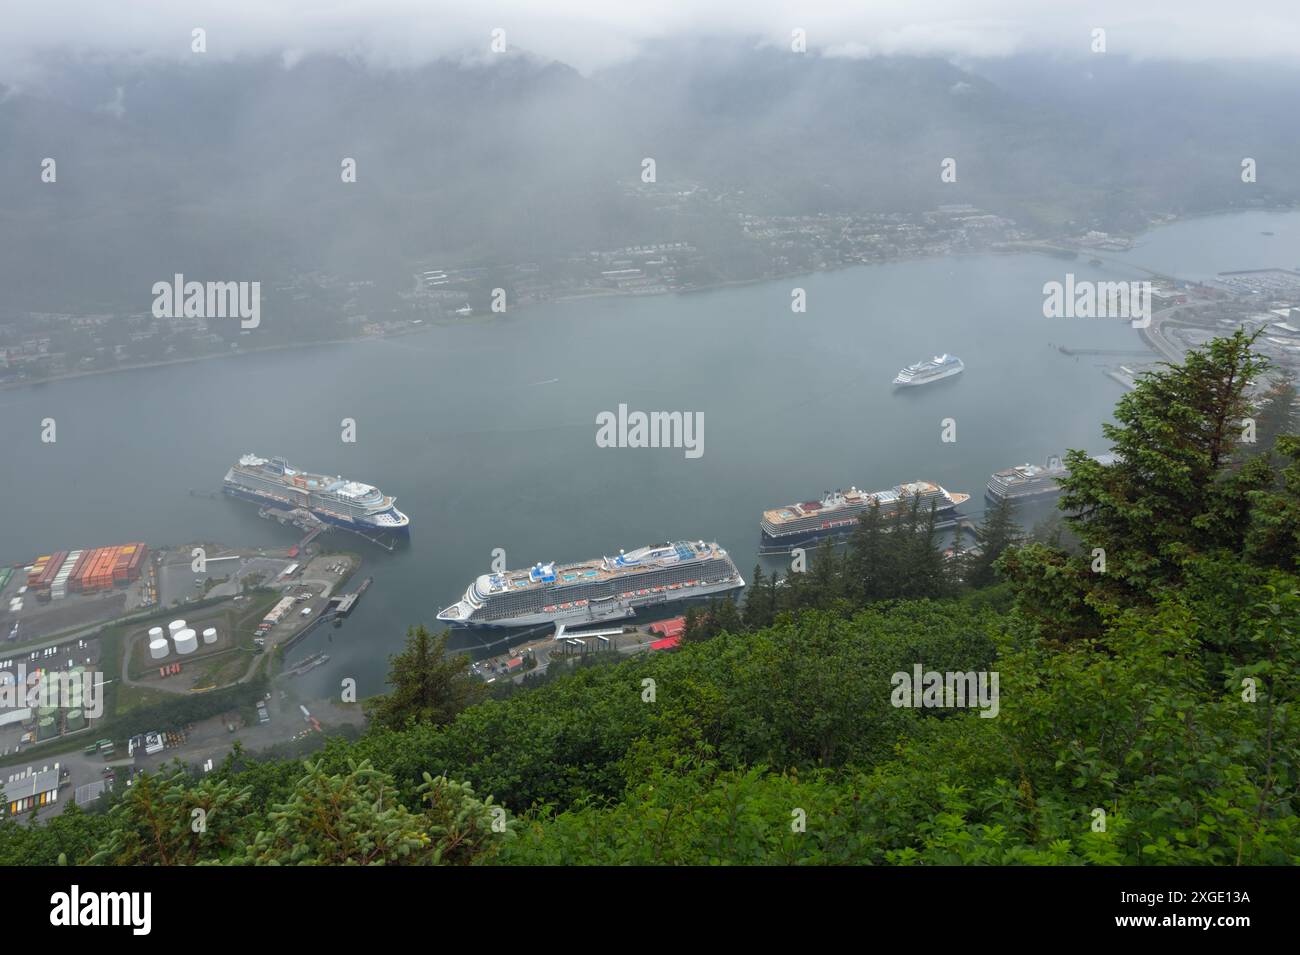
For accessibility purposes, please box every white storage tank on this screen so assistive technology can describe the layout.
[202,627,217,645]
[168,619,187,635]
[173,628,198,655]
[149,638,170,660]
[149,626,164,641]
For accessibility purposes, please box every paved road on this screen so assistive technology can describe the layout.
[1140,303,1199,363]
[20,694,366,824]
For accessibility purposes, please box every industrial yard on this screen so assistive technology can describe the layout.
[0,536,366,820]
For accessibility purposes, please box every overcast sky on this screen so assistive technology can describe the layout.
[5,1,1299,81]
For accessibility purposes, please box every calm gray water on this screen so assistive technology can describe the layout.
[5,210,1297,695]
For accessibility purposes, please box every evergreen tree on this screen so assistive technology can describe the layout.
[808,537,842,608]
[1062,331,1272,589]
[681,604,712,643]
[741,564,777,632]
[1250,373,1298,460]
[910,498,950,598]
[682,596,743,642]
[711,595,743,635]
[1004,330,1288,637]
[847,498,886,603]
[875,493,912,598]
[1246,434,1300,570]
[366,625,486,731]
[964,496,1022,588]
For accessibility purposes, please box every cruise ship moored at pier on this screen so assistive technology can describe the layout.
[223,454,409,537]
[437,541,744,629]
[760,481,970,553]
[985,452,1118,505]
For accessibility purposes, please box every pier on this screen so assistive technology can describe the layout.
[327,577,371,618]
[282,577,371,650]
[1056,346,1153,358]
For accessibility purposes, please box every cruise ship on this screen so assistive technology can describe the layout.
[893,354,964,387]
[437,541,744,629]
[985,452,1117,505]
[760,481,970,552]
[223,454,409,537]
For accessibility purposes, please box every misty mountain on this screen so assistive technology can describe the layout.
[1,42,1297,312]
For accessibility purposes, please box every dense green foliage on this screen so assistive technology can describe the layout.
[364,624,485,732]
[1,332,1296,865]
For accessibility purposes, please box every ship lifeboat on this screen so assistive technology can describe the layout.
[543,605,556,612]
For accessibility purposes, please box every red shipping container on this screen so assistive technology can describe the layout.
[66,550,92,591]
[35,551,68,588]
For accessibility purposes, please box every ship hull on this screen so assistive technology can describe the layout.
[223,485,410,537]
[760,509,964,554]
[984,484,1063,505]
[443,576,744,630]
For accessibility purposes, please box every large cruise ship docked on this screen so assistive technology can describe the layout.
[223,454,409,537]
[760,481,970,552]
[985,453,1117,505]
[893,354,964,387]
[437,541,744,629]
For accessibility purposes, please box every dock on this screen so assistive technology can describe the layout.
[1057,346,1153,358]
[281,575,371,652]
[328,576,371,617]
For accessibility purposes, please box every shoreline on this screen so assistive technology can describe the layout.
[5,205,1292,393]
[0,252,1048,393]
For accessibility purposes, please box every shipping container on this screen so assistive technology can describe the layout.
[33,551,68,590]
[67,550,93,592]
[26,555,51,588]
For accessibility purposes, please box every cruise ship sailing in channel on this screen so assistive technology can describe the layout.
[223,454,409,541]
[760,481,970,553]
[438,541,744,629]
[893,354,964,387]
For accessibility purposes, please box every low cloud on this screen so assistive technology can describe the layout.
[1,0,1298,82]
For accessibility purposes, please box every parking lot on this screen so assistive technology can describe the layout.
[156,547,294,608]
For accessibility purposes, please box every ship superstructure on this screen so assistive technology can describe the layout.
[223,454,409,537]
[438,540,743,629]
[893,354,964,386]
[760,481,970,551]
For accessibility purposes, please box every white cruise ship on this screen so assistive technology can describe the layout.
[438,541,744,629]
[760,480,970,552]
[223,454,409,537]
[893,354,964,387]
[985,452,1118,504]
